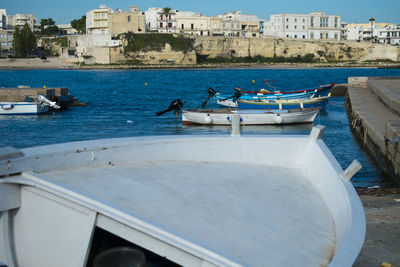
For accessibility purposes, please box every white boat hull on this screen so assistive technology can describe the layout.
[0,102,49,115]
[216,99,238,107]
[0,128,365,267]
[182,108,320,125]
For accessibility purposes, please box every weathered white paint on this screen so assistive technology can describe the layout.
[0,129,365,267]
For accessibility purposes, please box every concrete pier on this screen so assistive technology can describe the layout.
[346,77,400,186]
[0,86,68,102]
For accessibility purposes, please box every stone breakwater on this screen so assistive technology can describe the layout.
[346,77,400,186]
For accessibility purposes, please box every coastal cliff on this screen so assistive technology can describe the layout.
[193,37,400,62]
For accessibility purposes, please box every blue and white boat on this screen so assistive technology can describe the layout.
[215,83,333,108]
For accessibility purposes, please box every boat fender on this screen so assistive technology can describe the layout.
[275,114,283,124]
[204,114,212,124]
[1,104,14,110]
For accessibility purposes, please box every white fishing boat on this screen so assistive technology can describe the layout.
[182,107,320,125]
[0,124,365,267]
[0,95,60,115]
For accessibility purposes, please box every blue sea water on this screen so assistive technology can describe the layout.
[1,67,400,187]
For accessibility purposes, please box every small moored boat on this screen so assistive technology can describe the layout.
[215,83,333,107]
[0,95,60,115]
[182,107,321,125]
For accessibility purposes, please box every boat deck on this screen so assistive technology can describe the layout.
[36,159,336,266]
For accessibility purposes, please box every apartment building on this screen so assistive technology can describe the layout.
[346,23,400,44]
[378,25,400,45]
[264,14,309,39]
[308,12,341,40]
[6,13,38,31]
[86,5,113,34]
[218,12,241,37]
[176,11,210,36]
[239,13,259,37]
[108,6,146,35]
[264,12,341,40]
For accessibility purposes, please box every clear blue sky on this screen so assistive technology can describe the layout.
[2,0,400,24]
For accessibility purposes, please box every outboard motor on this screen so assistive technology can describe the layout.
[37,95,60,109]
[201,87,217,107]
[233,87,242,102]
[220,87,242,102]
[156,99,184,117]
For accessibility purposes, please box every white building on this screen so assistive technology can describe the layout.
[264,12,341,40]
[57,24,78,35]
[218,11,241,37]
[378,25,400,45]
[346,25,364,41]
[265,13,309,39]
[145,7,178,33]
[86,5,114,34]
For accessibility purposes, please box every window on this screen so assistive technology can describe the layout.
[334,33,338,39]
[294,25,297,29]
[127,16,131,22]
[320,17,328,27]
[320,33,323,38]
[286,18,289,22]
[303,18,305,23]
[213,23,217,29]
[181,24,184,29]
[302,35,305,39]
[286,34,289,37]
[310,17,314,27]
[294,35,297,38]
[168,23,172,28]
[286,25,288,29]
[160,22,163,28]
[191,24,194,30]
[294,18,297,23]
[310,33,314,38]
[334,17,338,28]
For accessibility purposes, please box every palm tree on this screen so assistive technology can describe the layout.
[161,7,172,33]
[369,17,375,42]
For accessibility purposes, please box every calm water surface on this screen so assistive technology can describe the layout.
[1,68,400,187]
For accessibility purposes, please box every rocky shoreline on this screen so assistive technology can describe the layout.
[0,57,399,70]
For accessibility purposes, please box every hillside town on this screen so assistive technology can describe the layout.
[0,5,399,65]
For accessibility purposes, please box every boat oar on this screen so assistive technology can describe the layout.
[156,99,184,117]
[201,88,217,107]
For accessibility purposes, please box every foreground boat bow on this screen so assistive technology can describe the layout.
[0,126,365,267]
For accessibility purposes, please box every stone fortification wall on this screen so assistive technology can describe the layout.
[110,43,196,65]
[193,37,400,62]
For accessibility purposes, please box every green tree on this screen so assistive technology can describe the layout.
[71,15,86,34]
[40,18,59,36]
[12,23,36,57]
